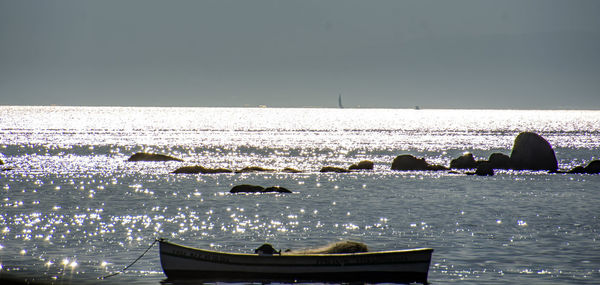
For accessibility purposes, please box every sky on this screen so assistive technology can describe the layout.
[1,0,599,109]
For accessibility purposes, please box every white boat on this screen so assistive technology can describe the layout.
[159,239,433,283]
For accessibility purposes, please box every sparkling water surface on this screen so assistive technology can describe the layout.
[1,106,599,284]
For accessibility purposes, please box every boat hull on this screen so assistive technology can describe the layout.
[159,240,433,283]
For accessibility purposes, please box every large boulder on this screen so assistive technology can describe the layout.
[450,153,477,169]
[173,165,232,174]
[509,132,558,171]
[128,152,183,162]
[391,155,447,171]
[320,166,350,173]
[568,160,600,174]
[348,160,374,170]
[488,153,511,169]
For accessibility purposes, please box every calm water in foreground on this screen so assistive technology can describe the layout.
[0,106,599,284]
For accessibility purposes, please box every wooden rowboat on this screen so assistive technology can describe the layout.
[159,239,433,284]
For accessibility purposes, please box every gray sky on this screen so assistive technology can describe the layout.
[1,0,599,109]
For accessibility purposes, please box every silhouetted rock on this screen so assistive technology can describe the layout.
[230,184,292,194]
[568,160,600,174]
[235,166,276,173]
[128,152,183,162]
[391,155,447,171]
[173,165,233,174]
[282,167,302,173]
[450,153,477,169]
[263,186,292,193]
[475,162,494,176]
[391,155,429,171]
[488,153,511,169]
[320,166,350,173]
[230,184,265,193]
[348,160,374,170]
[510,132,558,171]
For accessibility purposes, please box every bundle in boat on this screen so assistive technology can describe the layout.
[284,240,368,254]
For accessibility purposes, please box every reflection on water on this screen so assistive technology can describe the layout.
[0,107,599,284]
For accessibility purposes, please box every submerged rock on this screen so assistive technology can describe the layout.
[282,167,303,173]
[450,153,477,169]
[127,152,183,162]
[348,160,374,170]
[172,165,233,174]
[510,132,558,171]
[391,155,447,171]
[235,166,276,173]
[320,166,350,173]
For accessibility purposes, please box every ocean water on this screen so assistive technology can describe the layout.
[0,106,599,284]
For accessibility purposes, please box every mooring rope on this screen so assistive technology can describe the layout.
[99,238,160,280]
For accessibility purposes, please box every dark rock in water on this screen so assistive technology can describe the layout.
[391,155,447,171]
[235,166,276,173]
[282,167,302,173]
[230,184,265,193]
[0,159,3,165]
[488,153,511,169]
[173,165,233,174]
[510,132,558,171]
[128,152,183,162]
[320,166,350,173]
[568,160,600,174]
[230,184,291,194]
[391,155,429,171]
[450,153,477,169]
[475,162,494,176]
[584,160,600,174]
[348,160,374,170]
[2,167,14,171]
[263,186,292,193]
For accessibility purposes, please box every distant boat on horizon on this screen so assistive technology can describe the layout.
[415,106,420,110]
[338,94,344,109]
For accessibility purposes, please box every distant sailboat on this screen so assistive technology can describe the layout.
[338,94,344,109]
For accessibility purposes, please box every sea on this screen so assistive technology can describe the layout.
[0,106,599,284]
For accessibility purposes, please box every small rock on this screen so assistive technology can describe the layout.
[391,155,429,171]
[320,166,350,173]
[173,166,232,174]
[236,166,276,173]
[450,153,477,169]
[230,184,265,193]
[348,160,374,170]
[391,155,447,171]
[128,152,183,162]
[488,153,511,169]
[282,167,303,173]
